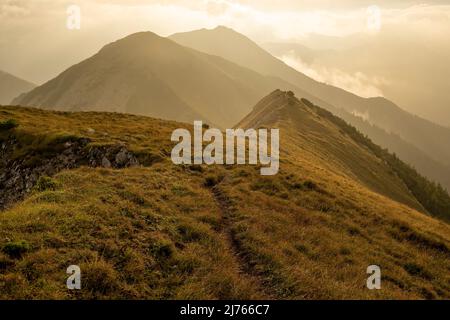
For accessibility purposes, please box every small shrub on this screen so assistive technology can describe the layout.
[150,240,174,260]
[82,259,118,296]
[188,164,204,173]
[2,240,30,258]
[171,185,193,197]
[177,255,201,274]
[303,180,318,190]
[280,192,289,199]
[403,262,432,280]
[34,176,59,192]
[250,178,283,196]
[0,253,14,269]
[136,150,164,166]
[316,200,333,213]
[291,182,304,190]
[33,191,65,204]
[347,226,362,236]
[0,119,18,131]
[117,190,147,206]
[204,174,219,187]
[295,244,310,255]
[177,224,204,242]
[235,169,250,178]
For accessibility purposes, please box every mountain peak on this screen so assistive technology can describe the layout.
[181,25,241,35]
[98,31,167,52]
[236,89,308,129]
[123,31,161,40]
[210,25,244,36]
[170,25,259,46]
[213,25,233,31]
[13,29,285,128]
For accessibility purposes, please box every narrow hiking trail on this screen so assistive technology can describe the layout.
[210,180,274,299]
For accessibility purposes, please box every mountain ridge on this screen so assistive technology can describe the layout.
[1,95,449,299]
[238,90,450,221]
[13,31,314,129]
[170,26,450,190]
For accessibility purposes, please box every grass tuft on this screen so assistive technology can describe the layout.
[34,176,59,192]
[0,119,18,131]
[2,240,30,258]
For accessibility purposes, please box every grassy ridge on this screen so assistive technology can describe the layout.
[0,105,449,299]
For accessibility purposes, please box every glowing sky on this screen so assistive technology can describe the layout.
[1,0,449,124]
[1,0,448,82]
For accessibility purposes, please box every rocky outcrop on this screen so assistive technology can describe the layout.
[86,145,139,169]
[0,135,139,210]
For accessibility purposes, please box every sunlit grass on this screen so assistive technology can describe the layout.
[0,105,449,299]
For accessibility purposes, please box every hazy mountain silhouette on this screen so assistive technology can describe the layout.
[263,33,450,128]
[0,70,35,105]
[13,32,318,128]
[170,26,450,185]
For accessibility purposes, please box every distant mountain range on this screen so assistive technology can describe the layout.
[263,33,450,128]
[171,26,450,190]
[0,70,35,105]
[12,32,310,128]
[12,27,450,190]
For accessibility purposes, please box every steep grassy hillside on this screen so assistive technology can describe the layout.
[238,91,425,214]
[0,102,449,299]
[298,98,450,222]
[331,109,450,192]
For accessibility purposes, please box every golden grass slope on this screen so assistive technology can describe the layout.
[0,104,449,299]
[237,90,424,212]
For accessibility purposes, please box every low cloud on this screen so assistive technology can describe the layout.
[279,51,389,98]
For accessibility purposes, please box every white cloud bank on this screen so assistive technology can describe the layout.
[279,50,390,98]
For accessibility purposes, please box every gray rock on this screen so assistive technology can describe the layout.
[0,136,141,210]
[115,149,129,166]
[101,157,111,168]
